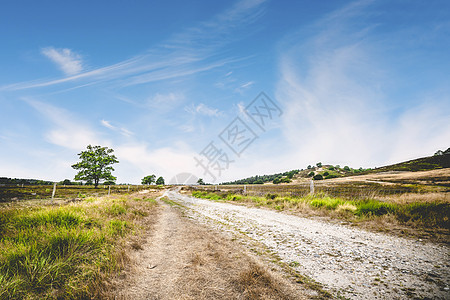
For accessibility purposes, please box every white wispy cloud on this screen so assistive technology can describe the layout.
[41,47,84,76]
[240,81,255,88]
[185,103,222,117]
[147,92,185,111]
[101,119,115,129]
[1,0,267,93]
[25,98,103,150]
[275,0,450,169]
[101,119,134,137]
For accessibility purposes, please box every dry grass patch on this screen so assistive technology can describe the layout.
[382,192,450,204]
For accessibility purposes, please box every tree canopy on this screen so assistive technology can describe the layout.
[156,176,165,185]
[142,175,156,185]
[71,145,119,188]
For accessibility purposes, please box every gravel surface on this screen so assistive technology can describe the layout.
[166,190,450,299]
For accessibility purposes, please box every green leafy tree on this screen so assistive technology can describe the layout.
[197,178,205,185]
[316,162,322,168]
[142,175,156,185]
[61,179,72,185]
[156,176,165,185]
[71,145,119,188]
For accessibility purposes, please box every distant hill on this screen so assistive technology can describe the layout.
[364,152,450,173]
[219,149,450,185]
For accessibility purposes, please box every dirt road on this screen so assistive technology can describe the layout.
[111,194,310,299]
[166,189,450,299]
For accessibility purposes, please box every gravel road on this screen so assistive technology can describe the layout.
[166,189,450,299]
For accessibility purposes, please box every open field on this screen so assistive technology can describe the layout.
[0,190,161,299]
[0,185,162,203]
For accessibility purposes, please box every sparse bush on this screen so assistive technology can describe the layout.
[266,193,277,200]
[323,171,329,176]
[307,171,314,177]
[280,177,291,183]
[313,174,323,180]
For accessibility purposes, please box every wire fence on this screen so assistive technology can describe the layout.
[190,181,429,200]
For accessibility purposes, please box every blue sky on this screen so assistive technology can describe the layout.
[1,0,449,184]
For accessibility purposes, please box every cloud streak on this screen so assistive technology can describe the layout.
[101,120,134,137]
[1,0,267,93]
[41,47,84,76]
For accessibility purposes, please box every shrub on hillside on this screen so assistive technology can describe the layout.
[313,174,323,180]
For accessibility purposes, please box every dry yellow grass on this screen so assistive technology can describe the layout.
[381,192,450,204]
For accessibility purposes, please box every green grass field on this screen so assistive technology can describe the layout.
[0,194,158,299]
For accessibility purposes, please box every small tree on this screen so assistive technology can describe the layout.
[316,162,322,168]
[156,176,165,185]
[197,178,205,185]
[61,179,72,185]
[142,175,156,185]
[71,145,119,188]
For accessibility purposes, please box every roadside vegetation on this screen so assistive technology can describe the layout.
[0,193,158,299]
[189,190,449,241]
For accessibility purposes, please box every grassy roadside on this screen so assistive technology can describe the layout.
[190,190,449,242]
[0,194,158,299]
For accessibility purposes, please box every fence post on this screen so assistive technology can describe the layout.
[108,185,111,196]
[244,185,247,194]
[128,185,130,192]
[310,180,314,195]
[51,183,57,203]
